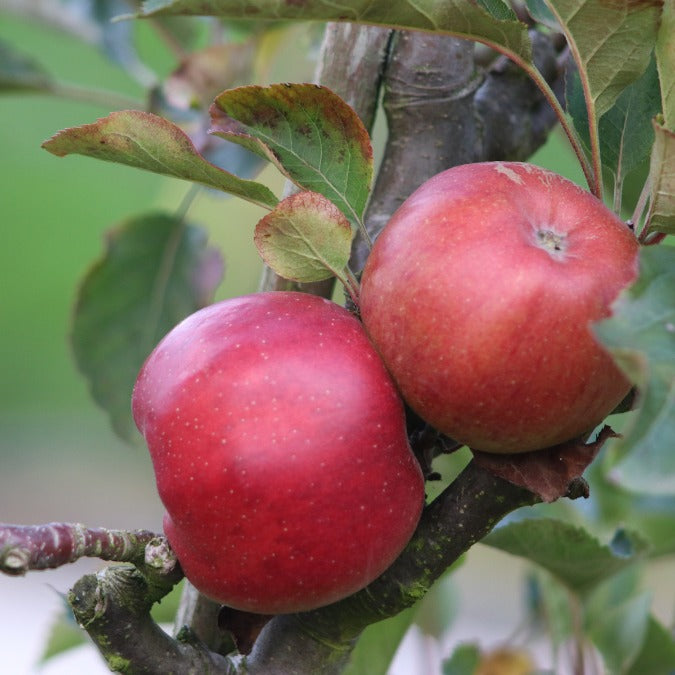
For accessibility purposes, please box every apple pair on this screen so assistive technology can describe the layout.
[133,162,638,613]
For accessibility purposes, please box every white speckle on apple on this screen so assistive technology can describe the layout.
[494,162,524,184]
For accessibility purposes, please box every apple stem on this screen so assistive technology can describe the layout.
[340,266,361,307]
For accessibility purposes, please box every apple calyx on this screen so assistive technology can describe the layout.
[534,228,567,257]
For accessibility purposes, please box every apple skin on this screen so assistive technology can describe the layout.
[360,162,639,454]
[132,291,424,613]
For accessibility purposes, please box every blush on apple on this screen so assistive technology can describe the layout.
[359,162,639,454]
[132,291,424,613]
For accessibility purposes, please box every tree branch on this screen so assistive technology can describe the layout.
[244,460,539,674]
[69,564,235,675]
[351,31,482,270]
[0,523,167,576]
[475,30,566,162]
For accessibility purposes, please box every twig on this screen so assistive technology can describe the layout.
[0,522,166,576]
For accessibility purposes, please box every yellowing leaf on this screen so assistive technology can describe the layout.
[43,110,278,209]
[254,191,353,284]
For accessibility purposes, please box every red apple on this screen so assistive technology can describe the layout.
[132,291,424,613]
[360,162,639,454]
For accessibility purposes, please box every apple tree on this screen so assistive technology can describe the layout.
[1,1,674,673]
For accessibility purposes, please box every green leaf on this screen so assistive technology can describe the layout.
[0,38,53,93]
[254,191,353,284]
[210,84,373,230]
[475,0,517,22]
[598,57,662,184]
[547,0,661,118]
[342,607,416,675]
[645,120,675,235]
[442,643,481,675]
[527,571,574,650]
[42,110,278,209]
[582,567,650,673]
[525,0,559,29]
[656,0,675,130]
[138,0,533,64]
[626,616,675,675]
[586,590,652,674]
[567,68,591,148]
[595,246,675,494]
[39,607,86,663]
[482,519,649,594]
[72,212,223,441]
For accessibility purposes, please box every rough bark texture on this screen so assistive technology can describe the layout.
[69,565,233,675]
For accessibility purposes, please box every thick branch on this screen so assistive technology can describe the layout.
[351,31,482,270]
[475,30,565,161]
[243,460,539,674]
[69,564,234,675]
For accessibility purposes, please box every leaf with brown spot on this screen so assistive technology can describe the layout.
[210,83,373,232]
[471,427,618,503]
